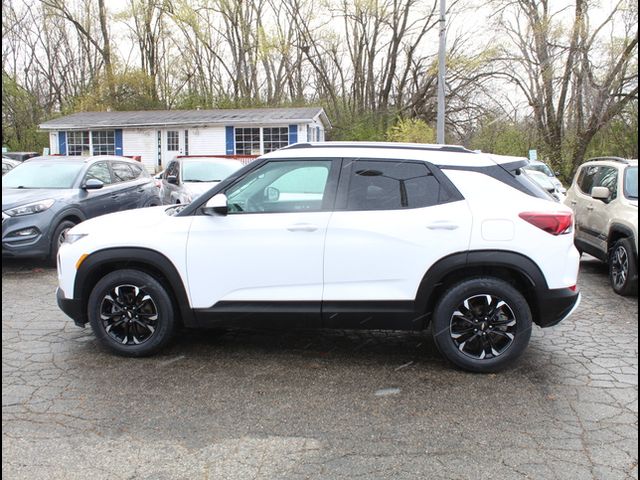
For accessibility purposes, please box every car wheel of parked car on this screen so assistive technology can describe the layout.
[50,220,77,264]
[88,269,177,357]
[609,238,638,296]
[431,278,532,373]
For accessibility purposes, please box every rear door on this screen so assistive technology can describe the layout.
[322,158,472,329]
[110,161,146,211]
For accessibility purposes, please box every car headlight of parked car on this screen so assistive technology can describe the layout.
[64,233,88,245]
[4,199,55,217]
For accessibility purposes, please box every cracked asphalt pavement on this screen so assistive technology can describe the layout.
[2,256,638,479]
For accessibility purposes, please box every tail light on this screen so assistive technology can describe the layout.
[519,212,573,235]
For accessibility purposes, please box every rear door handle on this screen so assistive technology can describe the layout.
[570,201,577,205]
[586,205,595,211]
[287,223,319,232]
[426,222,459,231]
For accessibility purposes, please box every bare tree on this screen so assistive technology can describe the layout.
[491,0,638,171]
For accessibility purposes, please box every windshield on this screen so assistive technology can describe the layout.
[2,162,84,189]
[525,163,554,177]
[182,161,241,182]
[624,166,638,199]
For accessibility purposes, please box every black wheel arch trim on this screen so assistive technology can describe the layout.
[608,224,636,253]
[415,250,549,326]
[73,247,194,327]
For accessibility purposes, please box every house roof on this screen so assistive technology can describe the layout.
[40,107,331,130]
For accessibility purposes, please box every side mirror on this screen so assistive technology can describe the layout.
[591,186,610,201]
[264,186,280,202]
[167,175,178,185]
[83,179,104,190]
[202,193,228,216]
[555,171,561,177]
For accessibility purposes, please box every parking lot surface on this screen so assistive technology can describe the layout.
[2,256,638,479]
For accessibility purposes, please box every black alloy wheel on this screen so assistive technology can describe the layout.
[449,294,517,360]
[609,238,638,296]
[99,284,158,345]
[88,269,176,356]
[431,277,532,373]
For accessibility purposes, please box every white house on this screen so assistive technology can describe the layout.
[39,107,330,172]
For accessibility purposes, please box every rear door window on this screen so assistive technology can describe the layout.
[111,162,137,183]
[346,160,443,211]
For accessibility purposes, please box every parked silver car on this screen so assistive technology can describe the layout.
[161,157,243,205]
[523,160,566,194]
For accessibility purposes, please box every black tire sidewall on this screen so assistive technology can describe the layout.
[431,277,533,373]
[88,269,176,357]
[609,238,638,296]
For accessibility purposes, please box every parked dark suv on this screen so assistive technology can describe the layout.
[2,155,161,261]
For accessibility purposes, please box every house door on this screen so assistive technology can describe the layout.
[162,130,184,167]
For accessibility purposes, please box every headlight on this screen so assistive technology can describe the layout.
[64,233,88,245]
[5,199,55,217]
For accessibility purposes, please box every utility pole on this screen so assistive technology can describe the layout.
[436,0,446,144]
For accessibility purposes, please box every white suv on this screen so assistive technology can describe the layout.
[56,143,581,372]
[565,157,638,296]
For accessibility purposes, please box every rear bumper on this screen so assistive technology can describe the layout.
[56,287,87,327]
[535,288,581,328]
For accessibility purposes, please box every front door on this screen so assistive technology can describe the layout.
[162,130,183,167]
[185,158,339,327]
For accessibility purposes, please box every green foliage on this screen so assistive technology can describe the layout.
[1,74,49,152]
[585,102,638,160]
[386,118,436,143]
[467,117,536,157]
[328,111,389,141]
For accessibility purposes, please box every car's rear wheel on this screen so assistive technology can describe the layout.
[88,269,177,356]
[49,220,76,265]
[609,238,638,296]
[431,277,532,373]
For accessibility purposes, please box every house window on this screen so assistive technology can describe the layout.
[235,127,260,155]
[91,131,115,155]
[167,131,179,151]
[67,131,90,156]
[263,127,289,153]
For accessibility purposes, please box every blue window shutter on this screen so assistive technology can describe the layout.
[225,126,235,154]
[288,125,298,145]
[58,131,66,155]
[114,129,123,155]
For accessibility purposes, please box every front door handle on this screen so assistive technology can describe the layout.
[426,221,459,231]
[586,205,595,211]
[570,200,577,205]
[287,223,319,232]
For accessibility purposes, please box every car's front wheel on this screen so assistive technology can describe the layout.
[50,219,77,265]
[431,277,532,373]
[609,238,638,296]
[88,269,177,356]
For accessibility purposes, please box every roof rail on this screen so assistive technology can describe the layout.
[282,142,477,154]
[586,156,631,164]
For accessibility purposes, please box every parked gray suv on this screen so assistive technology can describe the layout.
[2,155,160,261]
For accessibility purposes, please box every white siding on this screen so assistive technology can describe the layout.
[189,127,226,156]
[123,129,158,173]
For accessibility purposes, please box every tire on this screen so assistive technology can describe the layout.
[88,269,177,357]
[49,220,77,265]
[609,238,638,296]
[431,277,533,373]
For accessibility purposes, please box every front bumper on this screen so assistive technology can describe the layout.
[535,288,581,328]
[2,211,54,258]
[56,287,87,327]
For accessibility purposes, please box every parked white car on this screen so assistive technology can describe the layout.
[525,169,566,202]
[161,157,243,205]
[57,142,580,372]
[565,157,638,295]
[524,160,566,194]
